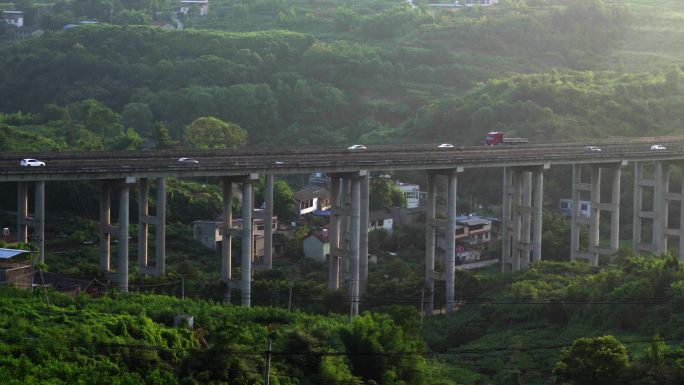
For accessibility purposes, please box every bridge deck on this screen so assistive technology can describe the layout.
[2,136,684,181]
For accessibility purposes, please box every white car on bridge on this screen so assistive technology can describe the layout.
[20,158,45,167]
[650,144,667,151]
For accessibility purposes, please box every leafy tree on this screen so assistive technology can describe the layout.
[369,177,406,211]
[340,313,427,385]
[109,127,143,150]
[255,178,298,220]
[121,102,153,137]
[41,104,69,123]
[152,121,175,149]
[183,116,247,149]
[553,335,629,385]
[66,99,124,140]
[64,122,103,150]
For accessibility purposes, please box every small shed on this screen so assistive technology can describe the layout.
[303,230,330,263]
[0,248,32,288]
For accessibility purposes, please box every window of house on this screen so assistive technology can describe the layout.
[581,204,588,211]
[257,224,265,231]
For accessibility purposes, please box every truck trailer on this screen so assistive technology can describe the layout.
[485,131,529,146]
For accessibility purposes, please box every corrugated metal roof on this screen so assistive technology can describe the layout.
[0,248,29,259]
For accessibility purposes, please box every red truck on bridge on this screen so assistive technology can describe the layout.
[486,131,529,146]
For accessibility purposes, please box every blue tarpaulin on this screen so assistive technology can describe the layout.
[0,248,29,259]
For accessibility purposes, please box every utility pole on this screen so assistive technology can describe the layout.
[263,339,272,385]
[420,288,425,322]
[287,281,293,313]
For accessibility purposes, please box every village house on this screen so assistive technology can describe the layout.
[559,198,591,218]
[294,184,331,216]
[369,210,394,233]
[192,211,277,263]
[302,229,329,263]
[179,0,209,16]
[395,180,421,209]
[436,214,493,263]
[2,10,23,28]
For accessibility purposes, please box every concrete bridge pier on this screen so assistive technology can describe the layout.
[137,177,166,275]
[424,168,460,315]
[424,172,436,316]
[219,174,258,306]
[572,163,622,265]
[633,161,671,256]
[502,166,544,272]
[100,178,134,292]
[263,174,274,270]
[100,181,112,272]
[328,175,341,290]
[445,170,457,314]
[118,184,130,292]
[349,175,361,317]
[221,177,233,303]
[359,173,369,296]
[240,176,255,307]
[327,171,368,316]
[341,177,352,280]
[17,180,45,264]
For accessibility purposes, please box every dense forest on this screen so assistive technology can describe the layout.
[0,0,682,150]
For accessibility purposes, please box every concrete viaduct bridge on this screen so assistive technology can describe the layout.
[3,136,684,315]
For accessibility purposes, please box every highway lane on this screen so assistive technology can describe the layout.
[2,137,684,181]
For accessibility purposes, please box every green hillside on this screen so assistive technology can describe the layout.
[0,287,432,385]
[1,0,682,149]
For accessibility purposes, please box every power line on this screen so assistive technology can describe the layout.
[3,334,684,359]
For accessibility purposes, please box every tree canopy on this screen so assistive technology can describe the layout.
[183,116,247,149]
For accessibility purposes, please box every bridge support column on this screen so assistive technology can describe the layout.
[241,175,256,307]
[100,179,133,291]
[17,182,28,244]
[501,168,511,272]
[425,172,436,315]
[532,169,544,262]
[35,181,45,264]
[359,173,369,296]
[679,176,684,259]
[349,176,361,317]
[263,174,273,270]
[445,171,457,314]
[424,168,461,315]
[327,171,366,316]
[328,175,341,290]
[17,181,45,263]
[137,178,166,275]
[634,161,669,256]
[221,177,233,303]
[342,178,351,281]
[502,166,544,271]
[572,163,622,266]
[118,184,130,292]
[219,174,258,306]
[100,181,112,272]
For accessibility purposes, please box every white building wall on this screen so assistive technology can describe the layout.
[303,236,328,263]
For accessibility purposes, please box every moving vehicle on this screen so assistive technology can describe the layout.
[438,143,454,148]
[347,144,367,150]
[584,146,602,152]
[486,132,529,146]
[20,158,46,167]
[650,144,667,151]
[178,157,199,164]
